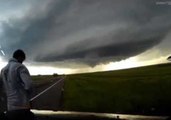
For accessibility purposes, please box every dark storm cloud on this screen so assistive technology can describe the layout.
[36,37,162,66]
[0,0,171,66]
[0,0,72,58]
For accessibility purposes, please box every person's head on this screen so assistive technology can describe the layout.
[13,49,26,63]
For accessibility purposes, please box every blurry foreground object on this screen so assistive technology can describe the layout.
[167,56,171,61]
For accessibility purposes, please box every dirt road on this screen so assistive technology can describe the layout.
[31,76,65,110]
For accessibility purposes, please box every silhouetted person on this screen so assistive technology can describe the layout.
[0,49,34,120]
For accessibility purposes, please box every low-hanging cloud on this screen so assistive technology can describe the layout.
[0,0,171,67]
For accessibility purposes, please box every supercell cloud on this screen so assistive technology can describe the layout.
[0,0,171,66]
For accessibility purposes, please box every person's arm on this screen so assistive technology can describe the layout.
[18,65,33,93]
[17,65,34,108]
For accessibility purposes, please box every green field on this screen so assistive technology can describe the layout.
[2,63,171,115]
[62,63,171,115]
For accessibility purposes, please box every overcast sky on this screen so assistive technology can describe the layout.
[0,0,171,75]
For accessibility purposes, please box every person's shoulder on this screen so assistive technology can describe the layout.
[17,64,27,70]
[1,64,8,74]
[9,58,21,67]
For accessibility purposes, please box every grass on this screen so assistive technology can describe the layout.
[30,63,171,115]
[62,63,171,115]
[2,62,171,116]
